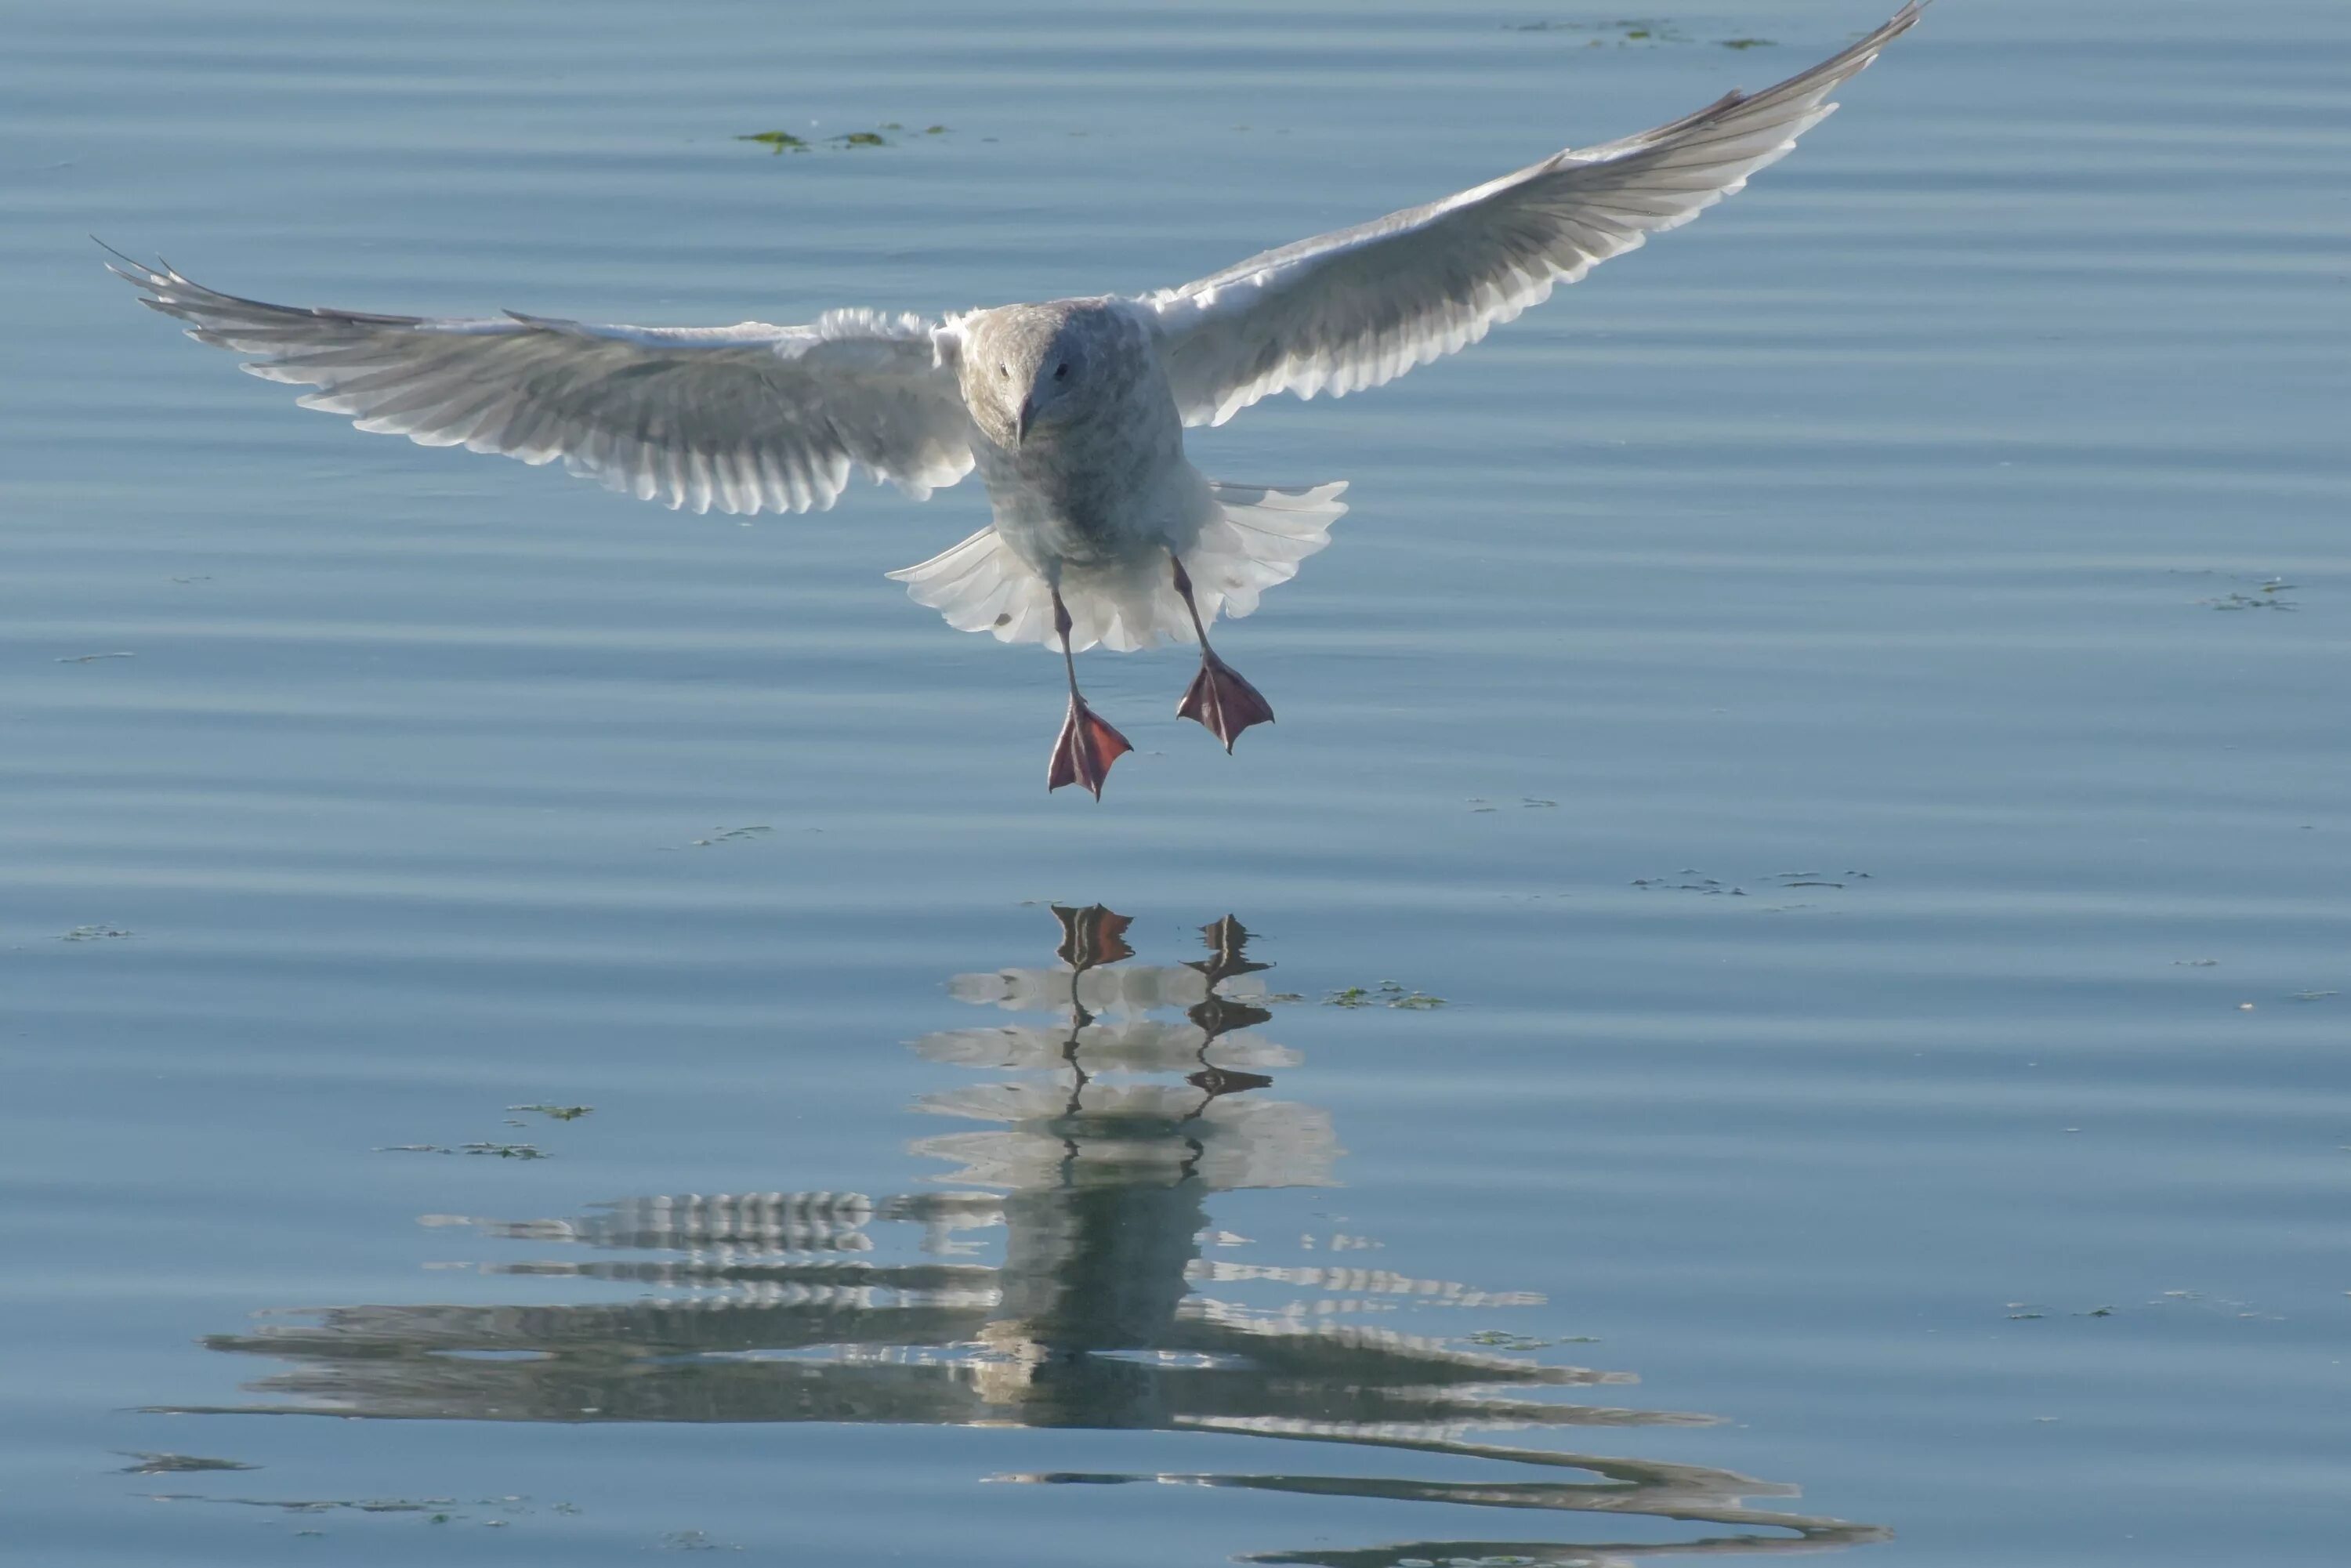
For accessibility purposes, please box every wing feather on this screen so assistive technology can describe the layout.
[1135,5,1923,428]
[108,254,976,516]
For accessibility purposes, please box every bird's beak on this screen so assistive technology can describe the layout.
[1013,397,1034,447]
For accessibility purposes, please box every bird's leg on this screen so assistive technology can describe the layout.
[1172,556,1275,752]
[1046,584,1131,798]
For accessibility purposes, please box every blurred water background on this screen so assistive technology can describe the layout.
[2,2,2345,1563]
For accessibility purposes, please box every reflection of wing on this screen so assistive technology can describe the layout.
[912,1083,1340,1190]
[998,1462,1892,1562]
[462,1190,1004,1258]
[1189,1258,1542,1311]
[192,1301,1001,1424]
[110,255,974,515]
[178,1294,1664,1435]
[1132,5,1921,428]
[1176,1299,1619,1391]
[913,1019,1299,1074]
[173,1159,1882,1555]
[178,1277,1875,1559]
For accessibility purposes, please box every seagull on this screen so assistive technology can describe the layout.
[108,4,1922,798]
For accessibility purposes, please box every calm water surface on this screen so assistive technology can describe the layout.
[3,2,2346,1563]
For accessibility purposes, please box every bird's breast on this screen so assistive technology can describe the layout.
[989,454,1162,569]
[977,380,1200,574]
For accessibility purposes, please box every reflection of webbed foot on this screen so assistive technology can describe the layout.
[1190,914,1269,987]
[1048,697,1132,798]
[1052,904,1134,969]
[1177,652,1274,752]
[1189,995,1273,1037]
[1187,1065,1274,1100]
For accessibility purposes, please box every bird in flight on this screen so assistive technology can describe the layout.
[110,5,1922,798]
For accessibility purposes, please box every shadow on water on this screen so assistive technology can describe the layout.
[162,907,1887,1565]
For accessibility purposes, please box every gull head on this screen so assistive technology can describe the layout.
[958,302,1104,450]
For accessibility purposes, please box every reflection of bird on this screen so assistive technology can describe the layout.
[168,907,1886,1560]
[107,7,1920,798]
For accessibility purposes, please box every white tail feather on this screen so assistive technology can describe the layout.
[887,480,1346,653]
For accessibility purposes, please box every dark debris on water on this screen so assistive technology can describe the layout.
[118,1452,259,1475]
[507,1103,593,1121]
[1324,981,1447,1010]
[1630,869,1872,896]
[737,125,947,154]
[377,1142,548,1160]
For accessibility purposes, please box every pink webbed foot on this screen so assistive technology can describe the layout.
[1177,651,1275,753]
[1048,697,1132,798]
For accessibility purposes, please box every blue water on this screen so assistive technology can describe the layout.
[4,2,2346,1563]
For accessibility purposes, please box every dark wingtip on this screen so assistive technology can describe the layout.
[92,237,157,283]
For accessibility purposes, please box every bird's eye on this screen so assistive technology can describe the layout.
[998,364,1009,378]
[1052,362,1070,381]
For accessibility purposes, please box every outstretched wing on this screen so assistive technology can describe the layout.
[1133,3,1922,429]
[109,254,976,516]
